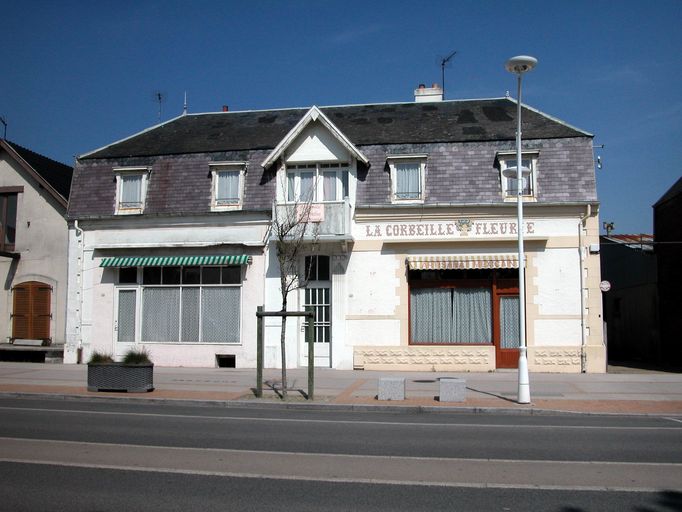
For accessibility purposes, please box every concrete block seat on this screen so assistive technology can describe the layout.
[378,377,405,401]
[439,377,466,402]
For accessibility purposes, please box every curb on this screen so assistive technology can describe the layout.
[2,391,680,418]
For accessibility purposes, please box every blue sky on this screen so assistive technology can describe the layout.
[2,0,680,234]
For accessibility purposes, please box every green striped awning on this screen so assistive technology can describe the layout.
[99,255,252,268]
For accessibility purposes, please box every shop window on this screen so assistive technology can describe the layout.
[117,265,242,344]
[410,287,492,344]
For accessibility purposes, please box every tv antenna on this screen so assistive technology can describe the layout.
[439,50,457,99]
[0,116,6,139]
[152,91,167,121]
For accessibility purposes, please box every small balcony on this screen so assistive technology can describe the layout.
[273,199,352,241]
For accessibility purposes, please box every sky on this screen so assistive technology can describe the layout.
[2,0,680,234]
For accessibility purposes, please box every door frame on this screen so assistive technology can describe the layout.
[114,286,139,359]
[493,278,520,369]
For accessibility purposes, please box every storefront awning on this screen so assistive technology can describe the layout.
[99,255,252,268]
[406,254,519,270]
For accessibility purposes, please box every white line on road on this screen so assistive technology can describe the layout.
[0,457,670,494]
[664,417,682,424]
[0,406,680,430]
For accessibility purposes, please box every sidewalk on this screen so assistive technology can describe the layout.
[0,362,681,415]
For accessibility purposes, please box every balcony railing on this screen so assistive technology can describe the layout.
[273,200,352,240]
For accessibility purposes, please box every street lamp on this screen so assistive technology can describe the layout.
[504,55,537,404]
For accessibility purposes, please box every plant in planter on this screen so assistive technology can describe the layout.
[87,348,154,393]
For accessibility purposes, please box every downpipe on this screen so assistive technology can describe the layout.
[578,205,591,373]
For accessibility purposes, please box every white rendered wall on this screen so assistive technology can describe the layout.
[0,154,69,344]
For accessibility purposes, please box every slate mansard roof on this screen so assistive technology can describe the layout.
[69,98,596,219]
[81,98,590,159]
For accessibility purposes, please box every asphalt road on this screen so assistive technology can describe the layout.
[0,397,681,511]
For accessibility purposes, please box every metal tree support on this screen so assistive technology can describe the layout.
[256,307,316,399]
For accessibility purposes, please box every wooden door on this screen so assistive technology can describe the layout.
[12,281,52,341]
[494,279,520,369]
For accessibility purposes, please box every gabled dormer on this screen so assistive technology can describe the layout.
[263,106,368,240]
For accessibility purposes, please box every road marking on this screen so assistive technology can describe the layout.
[0,457,670,494]
[2,436,681,467]
[0,405,680,430]
[664,417,682,424]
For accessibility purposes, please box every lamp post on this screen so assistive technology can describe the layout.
[505,55,537,404]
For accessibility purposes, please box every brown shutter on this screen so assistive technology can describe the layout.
[12,282,52,341]
[12,285,30,339]
[32,285,52,340]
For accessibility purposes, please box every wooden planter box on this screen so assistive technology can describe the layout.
[87,363,154,392]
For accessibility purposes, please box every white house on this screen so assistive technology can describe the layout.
[65,88,605,373]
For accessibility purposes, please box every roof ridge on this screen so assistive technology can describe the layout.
[183,97,510,116]
[4,139,72,169]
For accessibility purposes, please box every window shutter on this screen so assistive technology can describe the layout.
[12,285,30,339]
[11,282,52,340]
[33,284,52,340]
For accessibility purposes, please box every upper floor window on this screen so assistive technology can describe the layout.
[210,162,246,211]
[388,156,427,203]
[497,152,538,198]
[286,163,349,203]
[0,191,18,252]
[115,167,149,214]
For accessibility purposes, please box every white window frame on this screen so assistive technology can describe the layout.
[114,265,243,345]
[285,162,350,203]
[497,151,539,200]
[210,162,246,211]
[387,155,427,204]
[114,167,150,215]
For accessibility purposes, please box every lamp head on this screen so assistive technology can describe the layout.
[505,55,538,74]
[502,166,532,178]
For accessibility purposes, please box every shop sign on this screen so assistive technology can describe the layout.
[361,219,535,240]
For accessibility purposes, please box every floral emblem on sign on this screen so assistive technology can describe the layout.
[455,218,472,236]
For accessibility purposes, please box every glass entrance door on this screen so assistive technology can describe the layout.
[301,286,331,367]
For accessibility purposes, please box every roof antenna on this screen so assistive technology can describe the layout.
[0,116,6,139]
[183,91,188,115]
[152,91,166,121]
[439,50,457,99]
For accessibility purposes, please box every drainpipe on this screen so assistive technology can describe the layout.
[73,220,84,363]
[578,205,591,373]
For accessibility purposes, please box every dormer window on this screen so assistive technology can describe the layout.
[115,168,149,214]
[286,163,349,203]
[388,155,426,203]
[497,152,538,198]
[210,162,246,211]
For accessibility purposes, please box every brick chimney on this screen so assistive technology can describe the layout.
[414,83,443,103]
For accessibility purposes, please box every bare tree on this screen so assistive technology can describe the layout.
[271,175,319,400]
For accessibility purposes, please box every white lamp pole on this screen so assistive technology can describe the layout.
[505,55,537,404]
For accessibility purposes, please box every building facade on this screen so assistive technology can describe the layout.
[65,91,605,372]
[0,140,73,347]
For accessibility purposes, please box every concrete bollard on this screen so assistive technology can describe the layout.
[378,377,405,400]
[439,377,466,402]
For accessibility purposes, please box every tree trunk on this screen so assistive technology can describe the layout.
[280,296,288,400]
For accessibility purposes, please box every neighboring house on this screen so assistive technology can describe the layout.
[0,139,73,346]
[654,176,682,367]
[65,85,605,372]
[600,234,659,364]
